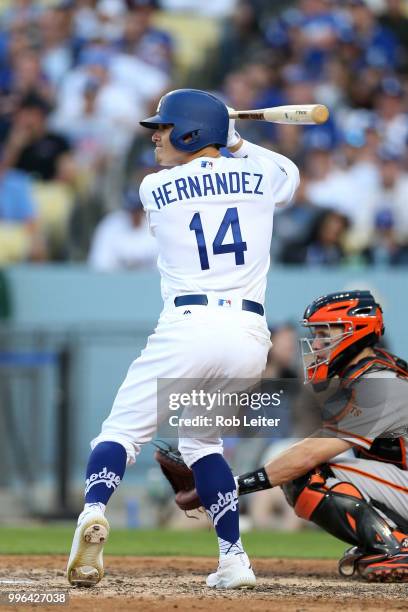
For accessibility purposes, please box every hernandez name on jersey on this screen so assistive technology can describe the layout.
[139,154,297,303]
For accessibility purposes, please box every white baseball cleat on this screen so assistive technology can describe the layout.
[67,504,109,588]
[206,553,256,589]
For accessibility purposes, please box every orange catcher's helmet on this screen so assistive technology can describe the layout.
[301,290,384,383]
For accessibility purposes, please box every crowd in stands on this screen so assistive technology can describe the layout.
[0,0,407,267]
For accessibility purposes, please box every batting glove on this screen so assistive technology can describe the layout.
[226,105,241,149]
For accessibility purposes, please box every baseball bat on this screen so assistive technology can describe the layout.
[228,104,329,125]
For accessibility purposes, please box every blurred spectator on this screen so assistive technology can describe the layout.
[337,123,380,192]
[280,209,350,265]
[88,187,158,270]
[4,48,53,103]
[264,0,349,77]
[1,93,79,260]
[38,7,73,88]
[55,44,168,156]
[206,1,263,86]
[361,147,408,245]
[119,0,174,74]
[3,93,73,182]
[313,56,350,111]
[72,0,100,42]
[379,0,408,68]
[223,68,260,113]
[96,0,127,42]
[1,0,43,30]
[273,123,303,162]
[362,209,408,266]
[264,323,300,379]
[54,46,136,157]
[52,75,110,173]
[219,61,280,143]
[0,169,35,221]
[348,0,399,70]
[272,177,319,259]
[0,47,54,140]
[303,147,350,209]
[373,77,408,156]
[0,169,45,263]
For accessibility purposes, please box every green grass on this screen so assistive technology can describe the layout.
[0,527,344,558]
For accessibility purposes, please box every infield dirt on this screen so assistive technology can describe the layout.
[0,556,407,611]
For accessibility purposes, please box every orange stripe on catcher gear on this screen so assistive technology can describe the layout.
[329,462,408,494]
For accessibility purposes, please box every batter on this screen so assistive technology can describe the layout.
[66,88,299,589]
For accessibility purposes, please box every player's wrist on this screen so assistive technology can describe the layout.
[228,135,243,152]
[227,130,242,149]
[236,468,273,496]
[225,104,242,150]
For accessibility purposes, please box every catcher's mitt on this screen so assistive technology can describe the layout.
[154,443,201,511]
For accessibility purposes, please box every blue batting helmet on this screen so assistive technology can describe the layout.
[139,89,229,153]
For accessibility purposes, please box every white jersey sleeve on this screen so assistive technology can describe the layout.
[139,178,155,236]
[230,140,300,207]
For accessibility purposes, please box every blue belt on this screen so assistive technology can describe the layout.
[174,294,264,316]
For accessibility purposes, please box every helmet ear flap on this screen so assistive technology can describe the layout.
[170,127,202,152]
[183,129,200,146]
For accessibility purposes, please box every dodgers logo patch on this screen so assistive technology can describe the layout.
[85,466,121,495]
[207,490,239,527]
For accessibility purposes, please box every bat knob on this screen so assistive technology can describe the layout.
[312,105,329,124]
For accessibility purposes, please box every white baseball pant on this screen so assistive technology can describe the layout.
[91,302,271,467]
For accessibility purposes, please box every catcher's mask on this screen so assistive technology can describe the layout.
[300,290,384,383]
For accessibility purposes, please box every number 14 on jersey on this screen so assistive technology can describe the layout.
[189,207,247,270]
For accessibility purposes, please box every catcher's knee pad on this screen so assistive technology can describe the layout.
[283,470,401,557]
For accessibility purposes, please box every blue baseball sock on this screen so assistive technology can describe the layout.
[84,441,127,505]
[191,453,244,558]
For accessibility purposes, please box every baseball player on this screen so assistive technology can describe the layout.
[173,290,408,582]
[67,89,300,589]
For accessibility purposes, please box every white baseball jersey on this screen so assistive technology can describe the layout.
[139,148,299,304]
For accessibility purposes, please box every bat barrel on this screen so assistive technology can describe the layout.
[311,104,330,124]
[229,104,329,125]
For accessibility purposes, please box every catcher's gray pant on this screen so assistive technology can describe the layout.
[90,304,271,467]
[328,455,408,521]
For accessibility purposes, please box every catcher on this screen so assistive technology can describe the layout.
[156,290,408,582]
